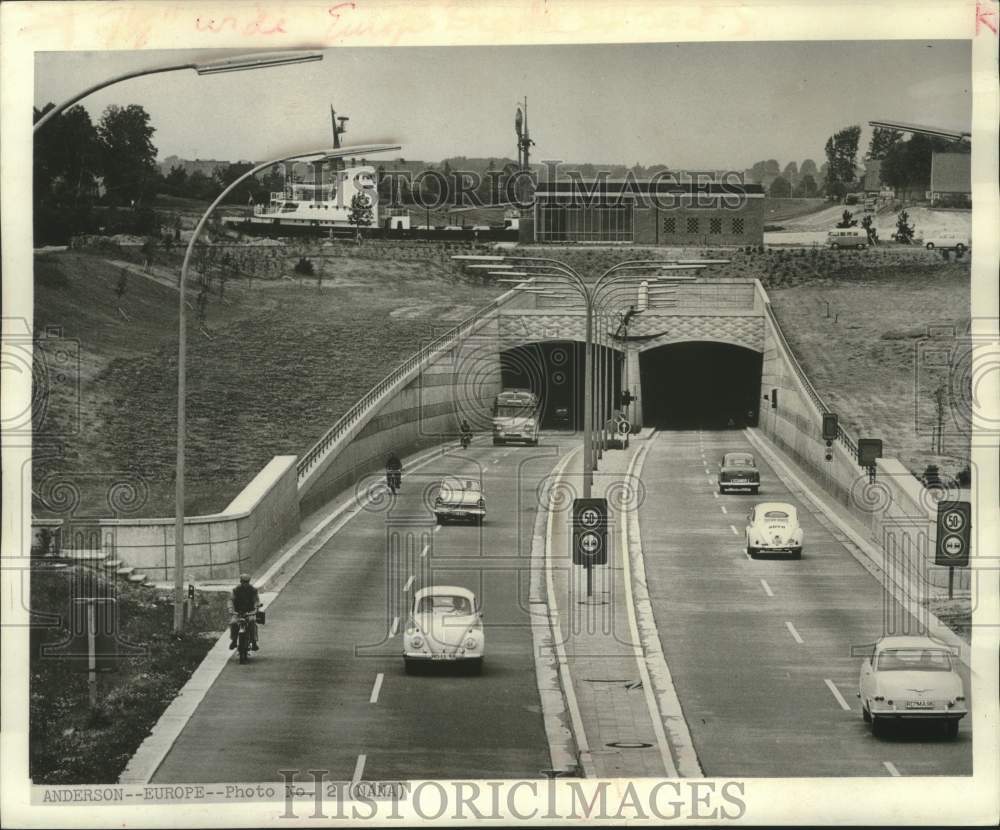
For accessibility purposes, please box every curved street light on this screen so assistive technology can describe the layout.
[172,142,400,633]
[34,51,324,132]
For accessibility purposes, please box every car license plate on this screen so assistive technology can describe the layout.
[731,479,747,484]
[906,700,933,709]
[432,653,456,661]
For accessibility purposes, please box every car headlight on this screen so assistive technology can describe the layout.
[410,635,424,649]
[464,637,478,650]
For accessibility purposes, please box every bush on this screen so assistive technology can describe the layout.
[293,257,315,276]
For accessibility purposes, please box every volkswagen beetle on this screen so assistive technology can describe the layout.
[745,502,802,558]
[403,586,484,674]
[858,635,966,738]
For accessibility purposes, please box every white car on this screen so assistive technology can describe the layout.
[923,232,969,252]
[858,635,966,738]
[745,502,803,558]
[433,477,486,525]
[403,586,484,674]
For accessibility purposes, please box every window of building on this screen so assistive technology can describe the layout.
[686,217,699,234]
[662,217,676,235]
[710,217,722,235]
[732,217,745,235]
[535,200,634,242]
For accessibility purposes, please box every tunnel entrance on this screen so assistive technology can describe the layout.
[500,341,622,430]
[640,342,762,429]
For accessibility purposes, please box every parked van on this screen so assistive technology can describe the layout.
[826,228,869,249]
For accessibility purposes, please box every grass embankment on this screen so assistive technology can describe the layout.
[764,197,827,224]
[33,246,504,518]
[29,564,229,783]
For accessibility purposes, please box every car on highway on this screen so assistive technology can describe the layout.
[858,635,966,739]
[922,231,969,252]
[745,502,802,558]
[433,477,486,525]
[718,452,761,494]
[403,586,484,674]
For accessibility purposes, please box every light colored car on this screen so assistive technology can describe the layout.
[434,477,486,525]
[858,635,966,739]
[922,232,969,252]
[826,227,868,249]
[403,586,484,673]
[745,502,802,558]
[719,452,760,494]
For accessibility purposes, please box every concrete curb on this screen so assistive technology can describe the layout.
[528,447,581,776]
[744,427,972,670]
[622,433,704,778]
[118,440,469,785]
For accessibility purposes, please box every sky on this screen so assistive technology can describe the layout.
[34,41,972,170]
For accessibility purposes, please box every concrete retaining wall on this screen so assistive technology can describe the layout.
[755,281,969,593]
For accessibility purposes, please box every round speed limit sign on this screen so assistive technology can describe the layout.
[942,509,967,534]
[579,530,602,558]
[580,508,601,528]
[941,534,965,559]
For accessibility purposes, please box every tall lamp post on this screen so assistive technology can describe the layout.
[172,142,400,634]
[34,51,323,132]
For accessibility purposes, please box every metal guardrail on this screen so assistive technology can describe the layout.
[763,302,859,457]
[296,288,520,481]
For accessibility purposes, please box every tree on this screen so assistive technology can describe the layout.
[214,162,257,204]
[793,174,818,198]
[823,125,861,200]
[782,161,799,183]
[867,127,903,161]
[163,165,188,196]
[96,104,159,206]
[894,209,915,244]
[769,176,792,198]
[347,191,374,243]
[880,133,964,193]
[800,159,818,177]
[836,210,857,228]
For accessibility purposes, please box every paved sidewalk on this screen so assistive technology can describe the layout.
[549,437,673,778]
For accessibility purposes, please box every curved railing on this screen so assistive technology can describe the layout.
[762,299,859,457]
[296,287,521,481]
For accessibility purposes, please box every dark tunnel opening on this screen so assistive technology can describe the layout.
[500,341,622,430]
[639,342,762,429]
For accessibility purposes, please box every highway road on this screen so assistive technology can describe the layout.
[637,429,972,777]
[152,439,572,783]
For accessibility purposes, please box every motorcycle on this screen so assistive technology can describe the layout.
[235,609,262,664]
[460,431,472,449]
[386,469,402,494]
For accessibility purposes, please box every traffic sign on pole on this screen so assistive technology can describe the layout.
[572,498,608,566]
[935,501,971,567]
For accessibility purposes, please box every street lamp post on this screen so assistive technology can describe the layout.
[172,142,400,634]
[33,51,323,132]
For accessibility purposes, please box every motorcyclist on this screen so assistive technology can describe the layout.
[228,573,261,651]
[459,419,473,446]
[386,452,403,491]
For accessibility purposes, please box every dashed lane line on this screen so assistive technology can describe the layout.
[389,617,399,636]
[824,678,851,711]
[433,525,442,534]
[402,575,415,592]
[369,674,384,704]
[352,754,366,784]
[720,505,728,514]
[883,761,901,777]
[760,578,774,597]
[420,544,429,558]
[785,621,804,644]
[729,524,739,536]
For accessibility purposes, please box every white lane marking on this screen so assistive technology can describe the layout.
[712,492,719,499]
[369,673,384,704]
[390,616,399,636]
[706,476,714,484]
[824,678,851,711]
[493,458,500,464]
[433,524,442,533]
[352,754,366,783]
[720,505,728,514]
[760,578,774,597]
[883,761,901,777]
[543,448,595,777]
[729,524,739,536]
[420,544,429,558]
[402,575,415,592]
[785,621,804,644]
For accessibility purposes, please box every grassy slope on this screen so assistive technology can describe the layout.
[764,197,828,223]
[33,250,503,518]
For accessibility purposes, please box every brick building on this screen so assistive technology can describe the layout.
[521,177,765,246]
